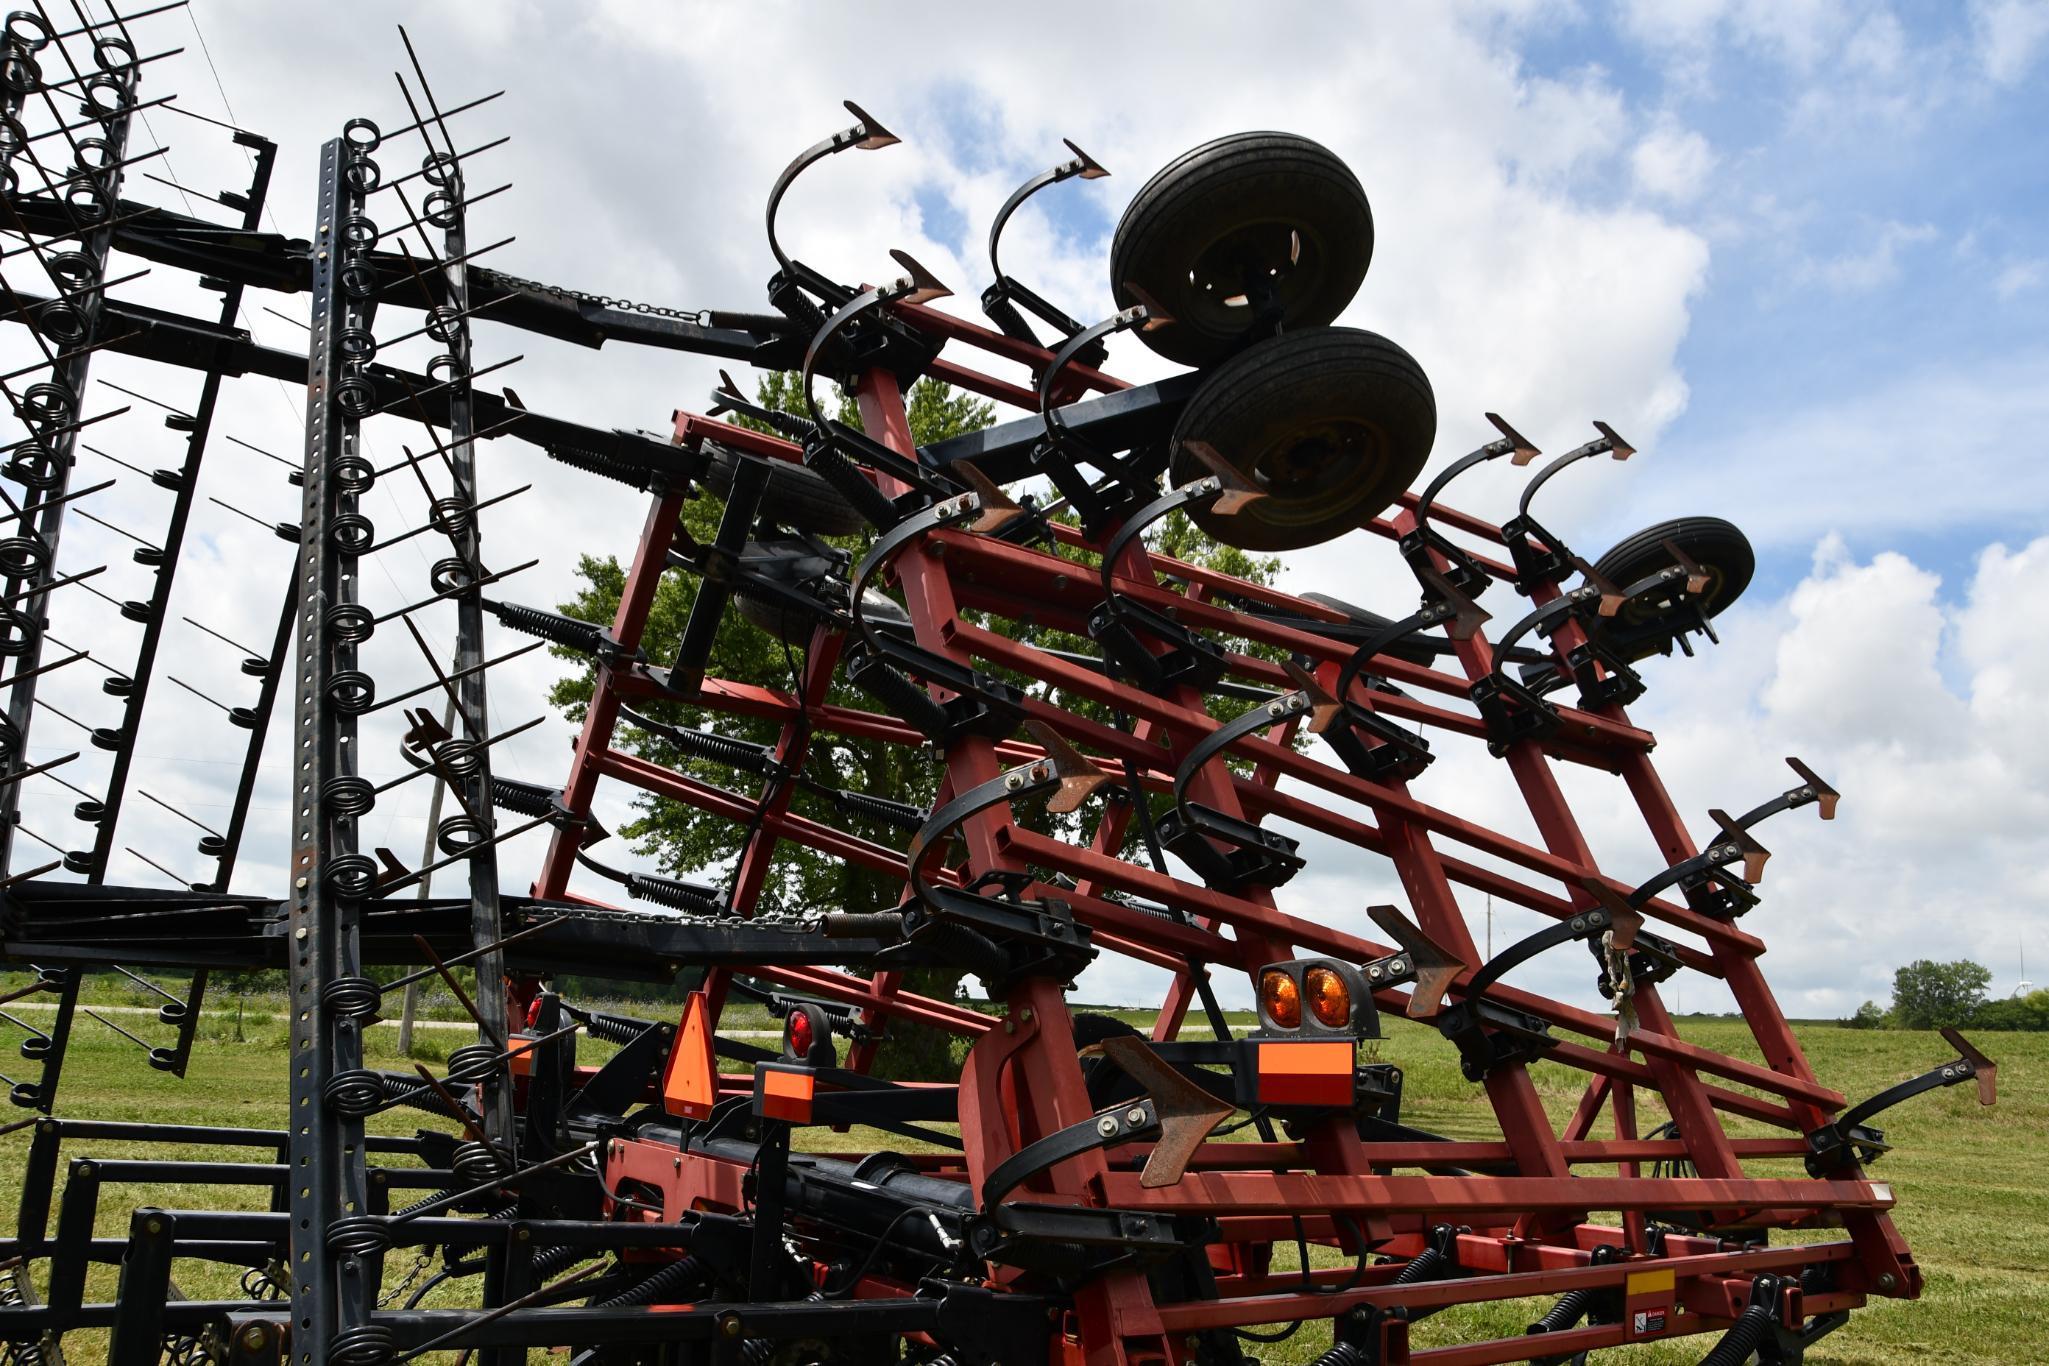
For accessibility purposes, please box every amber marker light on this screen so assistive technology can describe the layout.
[1259,968,1301,1029]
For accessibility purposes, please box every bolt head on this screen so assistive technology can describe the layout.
[1096,1116,1119,1137]
[1125,1106,1148,1126]
[240,1325,268,1349]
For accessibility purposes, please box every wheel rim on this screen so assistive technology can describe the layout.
[1182,221,1325,330]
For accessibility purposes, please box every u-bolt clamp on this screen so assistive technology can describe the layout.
[1401,411,1542,600]
[983,139,1110,356]
[1150,687,1308,892]
[1031,302,1176,532]
[1085,458,1258,693]
[794,249,957,530]
[1805,1027,1995,1177]
[1627,758,1840,919]
[1500,420,1634,593]
[764,99,899,316]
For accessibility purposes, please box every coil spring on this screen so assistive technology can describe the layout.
[342,155,382,196]
[21,382,73,428]
[1527,1286,1595,1335]
[32,299,84,344]
[0,608,35,660]
[581,1012,654,1047]
[541,442,651,491]
[803,439,899,530]
[624,873,725,917]
[0,535,49,578]
[430,556,475,595]
[424,305,464,345]
[824,786,925,833]
[737,1340,777,1366]
[432,737,482,781]
[340,214,379,250]
[334,370,377,419]
[490,775,557,819]
[342,117,381,153]
[328,511,375,553]
[660,723,773,775]
[323,853,380,901]
[1393,1240,1450,1285]
[1306,1343,1369,1366]
[326,602,376,645]
[324,1069,387,1118]
[322,975,382,1023]
[327,1322,396,1366]
[422,188,460,228]
[921,921,1009,982]
[445,1043,502,1086]
[451,1139,510,1187]
[436,812,487,858]
[428,495,474,540]
[45,250,96,293]
[1698,1300,1775,1366]
[337,326,377,362]
[531,1244,589,1281]
[324,1214,394,1257]
[5,442,64,490]
[333,452,377,495]
[326,670,377,715]
[484,599,604,653]
[426,352,466,385]
[846,655,950,739]
[0,715,20,768]
[593,1255,707,1308]
[322,774,376,820]
[382,1073,468,1123]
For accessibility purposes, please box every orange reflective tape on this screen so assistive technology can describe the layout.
[661,991,717,1119]
[756,1064,816,1124]
[1255,1039,1354,1107]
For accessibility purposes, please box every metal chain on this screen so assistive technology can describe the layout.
[476,267,710,323]
[379,1247,435,1309]
[533,905,826,933]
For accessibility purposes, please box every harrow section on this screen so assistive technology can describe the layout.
[0,14,1997,1366]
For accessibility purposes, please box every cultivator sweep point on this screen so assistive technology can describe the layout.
[0,17,1997,1366]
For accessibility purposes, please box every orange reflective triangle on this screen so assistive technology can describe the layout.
[662,991,717,1119]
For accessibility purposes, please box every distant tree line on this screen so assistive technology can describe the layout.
[1842,959,2048,1031]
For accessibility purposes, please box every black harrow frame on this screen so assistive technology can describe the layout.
[0,13,1999,1366]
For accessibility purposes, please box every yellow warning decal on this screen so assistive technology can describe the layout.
[1626,1268,1676,1298]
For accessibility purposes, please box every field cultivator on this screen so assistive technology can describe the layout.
[0,12,1999,1365]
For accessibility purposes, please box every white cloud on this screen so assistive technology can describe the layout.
[1630,118,1719,203]
[1995,259,2046,297]
[1801,219,1937,292]
[1971,0,2049,83]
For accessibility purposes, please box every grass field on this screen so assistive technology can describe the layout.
[1,1008,2039,1363]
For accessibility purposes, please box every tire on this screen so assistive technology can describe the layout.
[1169,328,1435,551]
[1592,516,1754,659]
[702,442,867,537]
[1112,132,1373,367]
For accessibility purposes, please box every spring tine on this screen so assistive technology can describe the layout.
[138,789,223,838]
[0,750,79,788]
[97,379,193,420]
[0,563,106,607]
[380,87,506,145]
[169,676,233,714]
[370,714,542,797]
[207,496,297,539]
[226,435,302,471]
[0,651,87,691]
[0,479,120,526]
[21,93,178,149]
[183,616,265,659]
[11,822,65,855]
[45,0,189,41]
[378,917,564,993]
[383,1140,600,1232]
[363,640,542,716]
[0,1011,50,1043]
[81,444,154,480]
[366,352,520,418]
[376,813,552,901]
[74,508,161,551]
[370,287,518,352]
[362,482,528,556]
[407,931,503,1050]
[380,183,509,244]
[112,966,184,1005]
[370,558,537,626]
[259,305,309,331]
[374,136,511,195]
[126,846,196,887]
[0,974,58,1004]
[43,632,128,679]
[81,1009,155,1053]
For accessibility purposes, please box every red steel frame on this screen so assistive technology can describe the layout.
[531,303,1915,1364]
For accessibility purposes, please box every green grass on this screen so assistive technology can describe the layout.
[2,1015,2039,1363]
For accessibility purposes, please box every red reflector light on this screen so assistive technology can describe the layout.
[787,1008,814,1059]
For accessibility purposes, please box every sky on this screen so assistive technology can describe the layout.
[4,1,2046,1026]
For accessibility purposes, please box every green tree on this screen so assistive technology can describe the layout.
[549,375,1285,1072]
[1841,1000,1888,1030]
[1890,959,1992,1030]
[1969,988,2049,1031]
